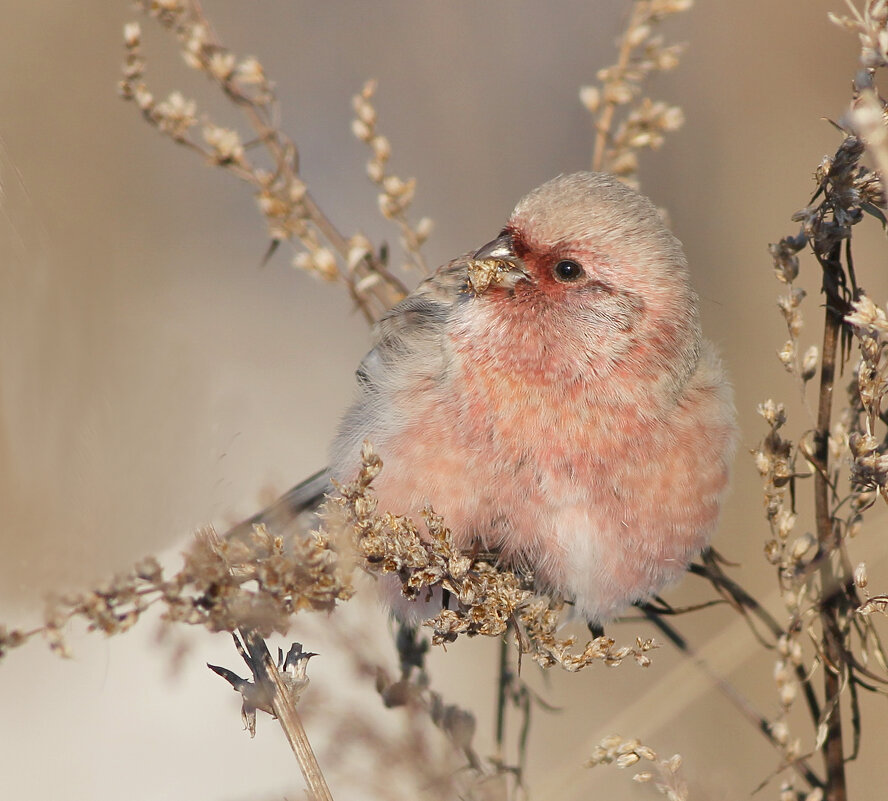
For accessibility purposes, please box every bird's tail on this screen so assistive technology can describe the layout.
[223,468,332,545]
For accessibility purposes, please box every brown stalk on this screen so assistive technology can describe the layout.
[812,245,848,801]
[592,2,645,172]
[238,628,334,801]
[181,1,407,322]
[228,92,408,317]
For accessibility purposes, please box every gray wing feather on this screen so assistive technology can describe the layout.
[330,258,469,479]
[226,257,470,542]
[224,468,331,544]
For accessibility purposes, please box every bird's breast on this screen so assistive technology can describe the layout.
[362,324,734,622]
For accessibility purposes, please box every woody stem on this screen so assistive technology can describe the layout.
[812,246,847,801]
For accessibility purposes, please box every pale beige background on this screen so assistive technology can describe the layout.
[2,1,887,799]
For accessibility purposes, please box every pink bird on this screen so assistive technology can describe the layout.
[236,172,737,627]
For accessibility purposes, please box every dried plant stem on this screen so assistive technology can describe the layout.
[238,629,334,801]
[495,635,508,756]
[126,0,408,324]
[186,0,357,288]
[214,50,409,321]
[812,249,847,801]
[299,189,408,323]
[592,3,645,172]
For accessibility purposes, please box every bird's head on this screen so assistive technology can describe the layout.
[465,172,703,406]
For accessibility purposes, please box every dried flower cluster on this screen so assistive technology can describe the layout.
[465,257,518,295]
[758,130,886,569]
[580,0,692,188]
[769,230,819,386]
[754,398,802,570]
[855,557,888,616]
[832,0,888,212]
[790,137,885,258]
[351,80,433,276]
[831,0,888,70]
[587,734,687,801]
[844,295,888,498]
[1,439,654,683]
[119,0,408,322]
[331,443,656,671]
[0,519,354,660]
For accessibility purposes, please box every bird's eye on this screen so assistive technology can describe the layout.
[553,260,585,282]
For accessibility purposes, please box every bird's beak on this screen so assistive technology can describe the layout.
[472,231,530,286]
[473,231,516,262]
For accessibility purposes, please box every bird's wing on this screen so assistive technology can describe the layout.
[363,256,468,381]
[223,467,331,545]
[226,258,471,541]
[330,258,470,475]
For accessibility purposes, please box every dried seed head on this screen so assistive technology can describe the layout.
[854,562,869,589]
[758,399,787,428]
[771,719,790,746]
[123,22,141,48]
[208,51,236,81]
[777,340,795,371]
[779,680,797,707]
[800,345,818,381]
[579,85,601,112]
[312,248,338,280]
[789,532,817,562]
[616,752,641,768]
[236,56,265,84]
[202,125,245,165]
[466,259,514,295]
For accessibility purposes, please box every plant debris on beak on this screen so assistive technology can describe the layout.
[466,232,527,295]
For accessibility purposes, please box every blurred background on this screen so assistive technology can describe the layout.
[2,1,887,798]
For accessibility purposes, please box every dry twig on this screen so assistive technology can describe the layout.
[581,0,691,188]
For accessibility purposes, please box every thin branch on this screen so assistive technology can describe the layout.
[642,609,824,791]
[592,3,647,172]
[812,244,848,801]
[689,556,823,727]
[238,629,334,801]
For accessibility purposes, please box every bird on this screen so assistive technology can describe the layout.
[229,171,737,627]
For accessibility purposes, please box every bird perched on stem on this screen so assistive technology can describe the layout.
[233,171,737,627]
